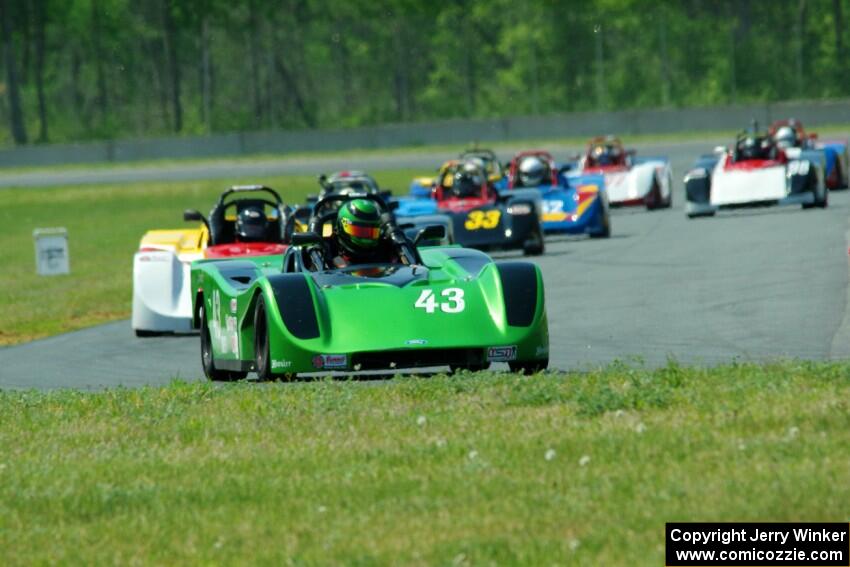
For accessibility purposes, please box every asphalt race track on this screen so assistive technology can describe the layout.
[2,139,850,389]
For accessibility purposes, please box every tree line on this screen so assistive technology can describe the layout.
[0,0,847,147]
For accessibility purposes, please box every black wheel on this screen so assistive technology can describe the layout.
[522,222,545,256]
[663,174,673,208]
[645,180,662,210]
[686,209,716,219]
[450,362,491,374]
[253,295,295,382]
[254,296,272,381]
[509,358,549,375]
[803,187,828,209]
[134,329,161,338]
[589,208,611,238]
[200,304,244,382]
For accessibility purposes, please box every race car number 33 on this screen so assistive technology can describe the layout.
[415,288,465,313]
[465,210,501,230]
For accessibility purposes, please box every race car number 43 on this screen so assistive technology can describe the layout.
[415,288,465,313]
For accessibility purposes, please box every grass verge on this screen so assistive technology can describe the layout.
[5,123,850,177]
[0,361,848,565]
[0,170,423,345]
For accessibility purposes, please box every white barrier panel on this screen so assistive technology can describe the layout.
[33,228,70,276]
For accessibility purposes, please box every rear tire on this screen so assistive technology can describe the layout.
[509,358,549,375]
[200,304,245,382]
[134,329,161,338]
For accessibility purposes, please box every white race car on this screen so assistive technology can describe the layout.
[569,136,673,209]
[132,185,295,336]
[684,129,827,218]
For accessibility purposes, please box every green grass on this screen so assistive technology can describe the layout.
[1,361,848,565]
[0,170,425,345]
[8,124,849,176]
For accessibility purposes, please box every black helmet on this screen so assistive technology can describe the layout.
[451,162,484,198]
[739,136,761,160]
[235,205,269,242]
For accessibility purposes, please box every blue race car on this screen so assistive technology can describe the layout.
[506,150,610,238]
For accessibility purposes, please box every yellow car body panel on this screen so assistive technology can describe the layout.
[139,226,208,255]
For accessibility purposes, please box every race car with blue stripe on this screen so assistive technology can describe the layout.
[768,120,848,190]
[685,123,827,218]
[506,150,610,238]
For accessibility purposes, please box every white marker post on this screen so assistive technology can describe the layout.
[33,228,70,276]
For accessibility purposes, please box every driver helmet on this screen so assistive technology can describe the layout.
[518,156,547,187]
[773,125,798,149]
[235,205,270,242]
[337,198,382,255]
[452,162,484,198]
[592,143,620,166]
[739,135,761,160]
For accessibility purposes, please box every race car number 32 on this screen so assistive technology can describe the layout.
[415,288,465,313]
[465,210,500,230]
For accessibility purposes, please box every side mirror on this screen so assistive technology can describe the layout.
[291,231,323,247]
[183,209,204,222]
[413,224,447,246]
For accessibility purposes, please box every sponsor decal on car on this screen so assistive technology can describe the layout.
[138,253,169,262]
[487,345,518,362]
[536,345,549,357]
[312,354,348,369]
[405,339,428,346]
[230,298,237,313]
[271,360,292,370]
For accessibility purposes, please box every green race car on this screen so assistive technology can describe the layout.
[190,194,549,380]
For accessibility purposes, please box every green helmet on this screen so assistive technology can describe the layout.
[337,199,382,254]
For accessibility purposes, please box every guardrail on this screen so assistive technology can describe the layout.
[2,99,850,168]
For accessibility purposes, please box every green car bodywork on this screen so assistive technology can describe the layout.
[190,245,549,380]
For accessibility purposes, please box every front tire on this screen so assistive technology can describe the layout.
[253,295,295,382]
[589,207,611,238]
[645,180,661,210]
[200,304,245,382]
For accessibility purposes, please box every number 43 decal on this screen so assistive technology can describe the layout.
[414,288,465,313]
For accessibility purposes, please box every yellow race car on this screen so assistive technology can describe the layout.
[132,185,304,336]
[409,148,508,197]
